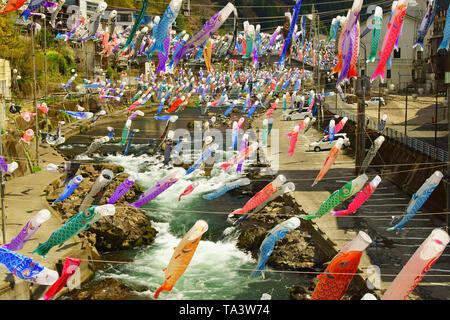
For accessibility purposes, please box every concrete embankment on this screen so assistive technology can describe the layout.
[0,104,158,300]
[249,105,450,300]
[321,99,447,219]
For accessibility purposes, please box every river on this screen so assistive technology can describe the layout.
[57,107,303,300]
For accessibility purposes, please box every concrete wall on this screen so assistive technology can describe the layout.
[0,59,11,100]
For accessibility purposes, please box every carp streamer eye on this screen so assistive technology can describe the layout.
[338,260,350,269]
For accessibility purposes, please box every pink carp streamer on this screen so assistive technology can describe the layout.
[382,228,449,300]
[286,125,299,157]
[43,257,82,300]
[178,181,199,201]
[332,175,381,216]
[265,98,279,117]
[371,0,409,82]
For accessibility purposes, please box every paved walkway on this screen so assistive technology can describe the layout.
[0,117,101,299]
[251,106,450,300]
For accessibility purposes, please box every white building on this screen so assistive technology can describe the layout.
[358,1,429,92]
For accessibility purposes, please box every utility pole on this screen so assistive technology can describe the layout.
[355,78,367,175]
[405,90,408,137]
[311,4,321,128]
[435,91,438,158]
[31,19,39,168]
[378,82,381,126]
[0,95,6,243]
[447,82,450,232]
[42,10,48,133]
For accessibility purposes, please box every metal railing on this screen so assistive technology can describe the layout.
[323,100,449,163]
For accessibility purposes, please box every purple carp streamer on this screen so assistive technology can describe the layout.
[172,2,236,69]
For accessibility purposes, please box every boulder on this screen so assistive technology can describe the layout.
[66,278,139,300]
[46,163,157,252]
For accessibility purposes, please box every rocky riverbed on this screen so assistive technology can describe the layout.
[45,163,157,252]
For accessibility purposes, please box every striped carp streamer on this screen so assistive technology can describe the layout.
[311,231,372,300]
[130,168,186,208]
[154,220,209,299]
[332,175,382,216]
[337,0,362,85]
[33,205,115,257]
[0,247,58,285]
[229,175,286,217]
[2,209,51,251]
[300,174,368,220]
[382,228,449,300]
[43,257,82,300]
[371,0,410,82]
[312,139,344,187]
[388,171,443,232]
[252,217,301,279]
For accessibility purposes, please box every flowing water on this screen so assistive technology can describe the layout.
[58,108,304,300]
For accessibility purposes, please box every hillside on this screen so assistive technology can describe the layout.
[107,0,414,35]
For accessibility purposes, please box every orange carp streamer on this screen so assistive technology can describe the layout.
[154,220,208,299]
[311,231,372,300]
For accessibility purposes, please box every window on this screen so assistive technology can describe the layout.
[417,50,422,60]
[361,69,365,76]
[118,13,132,22]
[394,48,401,58]
[86,1,98,12]
[387,69,391,79]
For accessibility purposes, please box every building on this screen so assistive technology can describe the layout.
[52,0,143,79]
[357,2,428,92]
[425,0,450,94]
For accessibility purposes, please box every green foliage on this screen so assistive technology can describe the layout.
[106,65,116,79]
[37,27,55,49]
